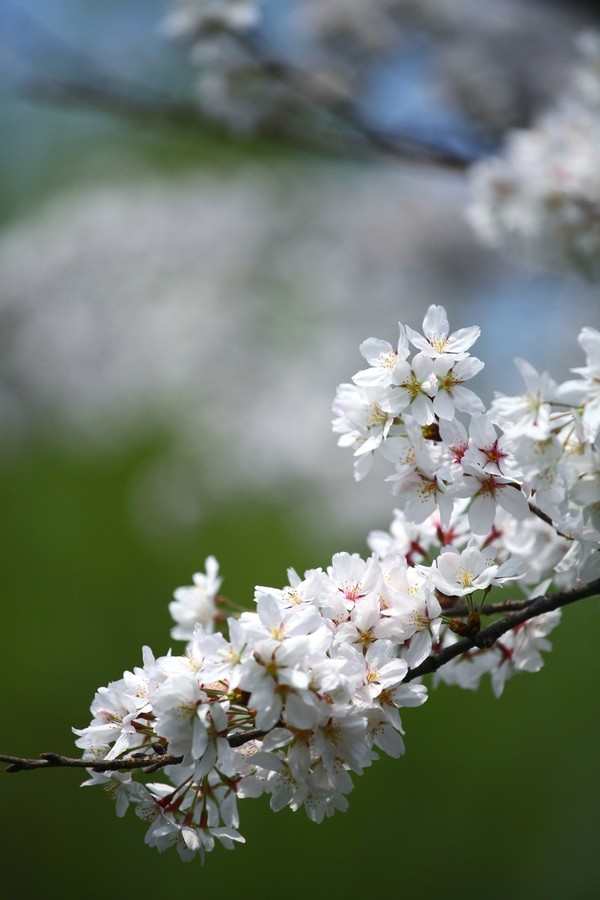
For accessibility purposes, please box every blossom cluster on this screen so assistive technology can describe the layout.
[74,304,598,865]
[469,32,600,276]
[333,304,600,589]
[75,528,557,863]
[75,553,432,861]
[368,509,561,696]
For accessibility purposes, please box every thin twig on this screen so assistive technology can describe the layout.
[441,597,534,618]
[528,501,573,542]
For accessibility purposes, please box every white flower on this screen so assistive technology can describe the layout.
[463,414,514,477]
[152,672,209,760]
[332,380,410,482]
[352,325,410,388]
[367,507,436,565]
[385,353,438,425]
[169,557,221,640]
[238,637,318,731]
[333,594,390,650]
[430,543,499,596]
[361,641,408,699]
[381,570,442,668]
[327,552,381,606]
[253,592,322,643]
[405,304,480,360]
[453,465,530,535]
[387,427,454,526]
[432,355,485,420]
[492,358,556,438]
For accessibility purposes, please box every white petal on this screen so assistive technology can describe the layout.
[433,389,455,420]
[446,325,480,353]
[497,485,529,520]
[453,385,484,415]
[468,493,496,534]
[423,305,449,340]
[359,337,393,365]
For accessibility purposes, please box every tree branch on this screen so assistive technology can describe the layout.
[0,752,182,774]
[441,597,534,618]
[231,31,475,171]
[528,501,574,542]
[4,579,598,775]
[0,730,265,775]
[405,576,600,682]
[13,8,477,172]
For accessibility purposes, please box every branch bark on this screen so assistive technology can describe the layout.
[440,597,534,618]
[0,728,266,775]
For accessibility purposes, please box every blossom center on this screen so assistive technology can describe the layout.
[342,583,364,601]
[411,613,431,631]
[457,568,474,588]
[368,403,388,427]
[378,351,398,369]
[402,374,423,399]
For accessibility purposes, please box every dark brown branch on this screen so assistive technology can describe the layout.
[405,577,600,682]
[0,752,182,774]
[0,730,265,775]
[441,597,534,618]
[4,580,599,775]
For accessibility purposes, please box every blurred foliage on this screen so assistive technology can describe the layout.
[2,438,600,900]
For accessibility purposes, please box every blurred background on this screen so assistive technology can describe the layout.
[1,1,600,898]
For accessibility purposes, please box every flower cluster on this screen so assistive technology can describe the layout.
[74,304,599,865]
[469,32,600,277]
[334,304,600,588]
[75,552,433,861]
[368,510,561,696]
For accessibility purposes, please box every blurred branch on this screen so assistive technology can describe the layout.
[405,576,600,682]
[21,77,231,139]
[11,5,475,170]
[231,30,474,171]
[21,67,474,170]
